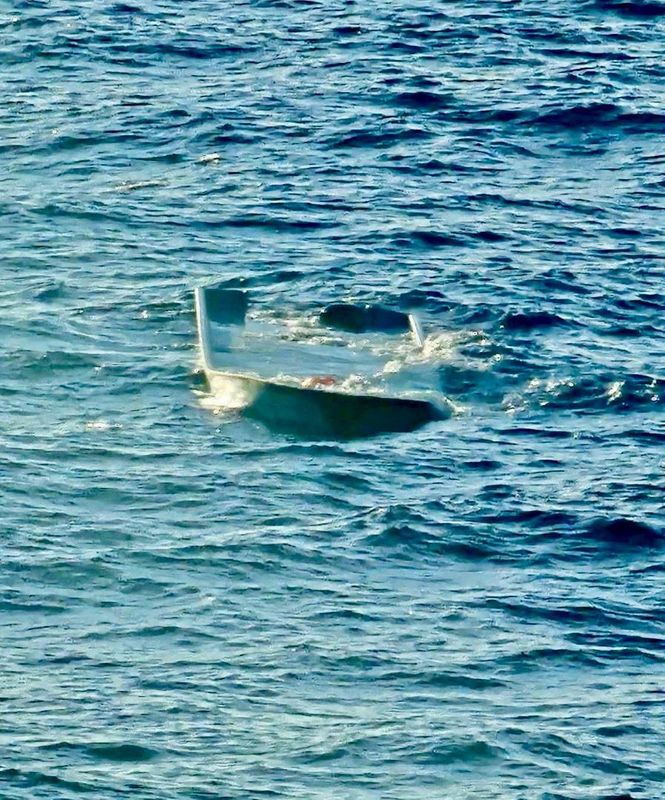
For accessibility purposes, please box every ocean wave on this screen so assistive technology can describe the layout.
[392,90,454,110]
[584,518,664,547]
[502,311,572,331]
[593,0,665,17]
[329,127,432,148]
[39,741,159,762]
[511,373,663,412]
[525,103,665,133]
[0,768,94,794]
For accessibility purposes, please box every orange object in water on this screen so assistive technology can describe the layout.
[302,375,337,389]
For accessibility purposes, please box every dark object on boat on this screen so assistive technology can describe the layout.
[194,284,445,439]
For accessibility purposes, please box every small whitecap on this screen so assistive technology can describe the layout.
[446,398,467,415]
[338,374,372,392]
[85,419,118,432]
[503,394,527,415]
[421,331,459,361]
[607,380,624,402]
[195,595,217,609]
[113,179,164,192]
[382,359,402,374]
[198,153,221,164]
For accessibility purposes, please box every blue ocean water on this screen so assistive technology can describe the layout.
[2,1,664,798]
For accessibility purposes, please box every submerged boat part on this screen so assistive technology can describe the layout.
[195,284,447,438]
[206,372,443,438]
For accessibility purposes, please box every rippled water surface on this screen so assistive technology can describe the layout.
[2,1,664,798]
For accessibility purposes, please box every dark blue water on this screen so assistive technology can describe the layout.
[2,1,664,798]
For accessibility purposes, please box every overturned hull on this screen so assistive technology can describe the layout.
[195,285,446,439]
[206,371,444,438]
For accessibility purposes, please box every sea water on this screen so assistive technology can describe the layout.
[1,2,664,798]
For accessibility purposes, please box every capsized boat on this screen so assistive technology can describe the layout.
[194,284,449,438]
